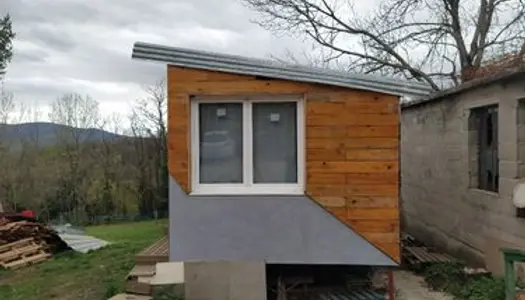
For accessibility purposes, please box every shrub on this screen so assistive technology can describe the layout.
[423,262,506,300]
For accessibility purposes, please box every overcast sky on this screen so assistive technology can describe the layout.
[0,0,309,123]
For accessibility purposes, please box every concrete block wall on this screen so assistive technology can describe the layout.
[401,74,525,271]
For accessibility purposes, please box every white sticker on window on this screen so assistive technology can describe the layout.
[216,108,227,117]
[270,113,280,122]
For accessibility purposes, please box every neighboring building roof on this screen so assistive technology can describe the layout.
[168,178,397,266]
[132,42,433,98]
[402,68,525,109]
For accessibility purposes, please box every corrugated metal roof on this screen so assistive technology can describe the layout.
[317,289,386,300]
[131,42,433,98]
[58,233,110,254]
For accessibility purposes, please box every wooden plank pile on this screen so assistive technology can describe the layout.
[0,221,70,270]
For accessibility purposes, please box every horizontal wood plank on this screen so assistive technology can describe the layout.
[307,173,346,185]
[347,220,399,233]
[346,185,398,196]
[343,93,398,105]
[172,80,326,95]
[306,101,346,114]
[346,173,398,184]
[346,138,398,149]
[314,196,346,208]
[347,208,399,220]
[346,196,398,208]
[168,67,254,82]
[307,126,347,138]
[307,139,345,149]
[345,149,398,161]
[307,185,346,197]
[345,102,398,114]
[345,114,399,126]
[308,114,399,126]
[307,149,346,161]
[308,161,398,173]
[361,232,400,244]
[346,126,399,137]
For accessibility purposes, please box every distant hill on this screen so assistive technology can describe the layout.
[0,122,124,147]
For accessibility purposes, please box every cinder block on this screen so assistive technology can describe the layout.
[500,161,519,179]
[499,177,519,199]
[500,141,518,161]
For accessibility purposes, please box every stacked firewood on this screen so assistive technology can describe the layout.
[0,221,69,253]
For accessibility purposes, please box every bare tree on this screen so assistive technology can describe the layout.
[85,112,129,222]
[244,0,525,89]
[0,82,13,124]
[0,88,40,214]
[129,79,168,218]
[48,93,101,222]
[11,103,48,218]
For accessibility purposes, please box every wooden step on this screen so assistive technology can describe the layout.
[125,279,153,296]
[135,237,168,265]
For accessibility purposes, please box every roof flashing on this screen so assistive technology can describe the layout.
[132,42,433,98]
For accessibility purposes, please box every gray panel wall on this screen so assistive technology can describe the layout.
[169,178,396,266]
[401,74,525,271]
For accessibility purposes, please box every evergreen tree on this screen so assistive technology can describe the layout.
[0,14,15,77]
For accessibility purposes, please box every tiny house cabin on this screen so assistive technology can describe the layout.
[132,42,432,299]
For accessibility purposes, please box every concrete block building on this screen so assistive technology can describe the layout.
[401,70,525,274]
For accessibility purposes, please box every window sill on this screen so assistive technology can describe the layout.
[190,185,304,196]
[468,188,499,197]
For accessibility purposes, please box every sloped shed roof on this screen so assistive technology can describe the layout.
[132,42,433,98]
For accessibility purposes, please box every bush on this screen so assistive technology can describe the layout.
[424,261,467,294]
[457,276,505,300]
[423,262,506,300]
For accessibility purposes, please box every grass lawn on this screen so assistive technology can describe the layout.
[0,219,167,300]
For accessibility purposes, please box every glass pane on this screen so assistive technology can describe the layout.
[199,103,243,183]
[253,102,297,183]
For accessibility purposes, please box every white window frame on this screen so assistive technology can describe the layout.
[190,95,305,195]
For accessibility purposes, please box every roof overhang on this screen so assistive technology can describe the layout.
[132,42,433,98]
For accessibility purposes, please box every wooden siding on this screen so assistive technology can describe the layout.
[167,66,400,262]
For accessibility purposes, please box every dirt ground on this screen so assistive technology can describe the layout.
[394,270,453,300]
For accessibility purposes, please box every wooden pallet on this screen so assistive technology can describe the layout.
[2,251,50,270]
[0,238,50,270]
[0,237,35,254]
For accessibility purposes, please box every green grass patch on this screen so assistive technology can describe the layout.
[0,219,167,300]
[423,261,506,300]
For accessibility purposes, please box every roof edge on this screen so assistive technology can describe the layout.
[131,41,433,98]
[402,68,525,110]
